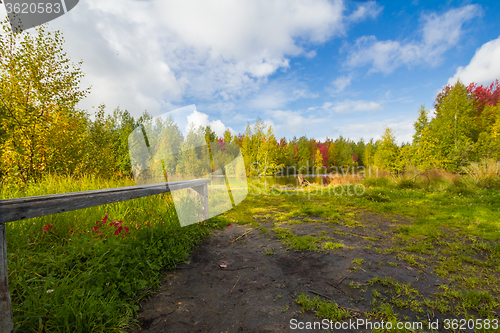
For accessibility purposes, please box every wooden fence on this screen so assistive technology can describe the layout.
[0,179,210,333]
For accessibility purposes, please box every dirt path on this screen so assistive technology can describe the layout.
[129,213,453,333]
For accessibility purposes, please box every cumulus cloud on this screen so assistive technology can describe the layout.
[345,4,481,74]
[30,0,351,117]
[186,110,235,138]
[447,36,500,86]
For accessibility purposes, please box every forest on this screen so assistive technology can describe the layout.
[2,75,500,186]
[1,19,500,186]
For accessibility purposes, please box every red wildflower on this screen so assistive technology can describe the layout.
[114,227,123,235]
[42,223,54,232]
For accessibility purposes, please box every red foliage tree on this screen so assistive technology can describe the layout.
[317,141,329,167]
[466,79,500,114]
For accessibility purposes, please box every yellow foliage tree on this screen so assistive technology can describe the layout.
[0,19,90,185]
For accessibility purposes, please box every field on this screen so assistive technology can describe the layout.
[3,171,500,332]
[2,175,226,332]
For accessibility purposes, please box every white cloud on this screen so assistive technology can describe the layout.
[322,99,382,113]
[305,50,317,58]
[345,4,481,74]
[186,110,235,137]
[263,108,413,144]
[331,75,352,92]
[248,81,319,110]
[447,36,500,86]
[336,118,415,144]
[36,0,348,117]
[348,2,383,22]
[265,109,328,137]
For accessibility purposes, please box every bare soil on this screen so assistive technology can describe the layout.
[129,212,451,333]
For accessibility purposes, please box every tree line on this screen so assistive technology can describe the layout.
[1,20,499,186]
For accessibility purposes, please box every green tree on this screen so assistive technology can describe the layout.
[413,105,429,146]
[297,136,311,173]
[285,138,298,170]
[355,138,366,167]
[374,127,399,172]
[328,140,340,169]
[363,139,376,167]
[411,105,429,167]
[396,143,413,173]
[241,124,254,175]
[421,80,476,171]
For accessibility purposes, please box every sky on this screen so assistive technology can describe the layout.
[1,0,500,144]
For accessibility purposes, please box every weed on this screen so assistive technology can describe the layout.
[323,242,344,250]
[262,248,276,255]
[352,258,364,265]
[295,294,351,322]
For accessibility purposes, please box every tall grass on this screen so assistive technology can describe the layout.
[463,159,500,189]
[363,163,500,192]
[2,175,226,332]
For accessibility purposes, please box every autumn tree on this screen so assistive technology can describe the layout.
[223,129,233,143]
[475,103,500,159]
[0,19,90,184]
[314,148,324,174]
[256,126,281,175]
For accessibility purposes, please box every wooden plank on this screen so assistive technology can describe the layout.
[0,224,13,333]
[0,179,210,224]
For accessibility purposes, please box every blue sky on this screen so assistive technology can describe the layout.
[2,0,499,144]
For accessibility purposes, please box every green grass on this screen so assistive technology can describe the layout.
[295,293,352,322]
[5,172,500,331]
[2,174,227,332]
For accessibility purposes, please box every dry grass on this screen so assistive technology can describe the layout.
[325,174,363,185]
[462,159,500,188]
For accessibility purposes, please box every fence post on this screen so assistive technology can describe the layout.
[193,184,209,220]
[0,223,13,333]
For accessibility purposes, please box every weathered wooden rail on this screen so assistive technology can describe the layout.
[0,179,210,333]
